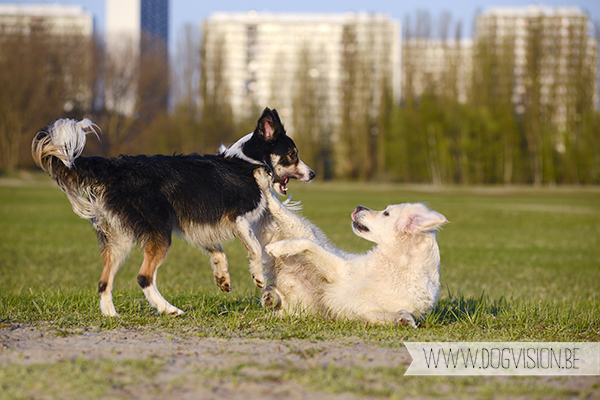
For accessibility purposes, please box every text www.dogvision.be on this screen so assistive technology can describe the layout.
[404,342,600,376]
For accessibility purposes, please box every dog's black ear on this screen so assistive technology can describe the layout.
[255,107,284,142]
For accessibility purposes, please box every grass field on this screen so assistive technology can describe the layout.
[1,174,599,398]
[1,174,598,341]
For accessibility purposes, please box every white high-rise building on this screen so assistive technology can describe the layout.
[201,12,401,129]
[105,0,169,116]
[0,4,95,113]
[476,6,598,128]
[0,3,93,36]
[106,0,168,50]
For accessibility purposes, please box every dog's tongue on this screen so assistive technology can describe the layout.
[351,208,359,221]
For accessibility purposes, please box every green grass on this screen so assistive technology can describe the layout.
[1,176,599,341]
[1,175,599,398]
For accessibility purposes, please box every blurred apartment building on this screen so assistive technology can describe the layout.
[476,6,598,129]
[403,37,473,103]
[105,0,169,116]
[201,12,401,131]
[0,4,95,113]
[0,3,93,35]
[403,6,597,123]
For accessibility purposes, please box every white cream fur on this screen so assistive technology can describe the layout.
[258,182,448,328]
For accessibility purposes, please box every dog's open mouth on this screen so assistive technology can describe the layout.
[274,177,289,196]
[352,220,370,232]
[351,209,370,232]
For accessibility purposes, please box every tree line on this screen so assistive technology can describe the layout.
[1,13,599,185]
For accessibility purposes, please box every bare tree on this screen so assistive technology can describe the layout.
[198,28,235,152]
[172,24,200,118]
[337,16,394,180]
[292,45,332,178]
[93,30,169,156]
[0,22,94,170]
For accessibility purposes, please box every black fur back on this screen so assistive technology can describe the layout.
[51,153,264,244]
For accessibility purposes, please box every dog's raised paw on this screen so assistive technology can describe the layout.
[265,242,289,258]
[252,275,266,289]
[214,275,232,293]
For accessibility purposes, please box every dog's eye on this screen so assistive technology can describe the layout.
[287,153,297,163]
[383,211,390,217]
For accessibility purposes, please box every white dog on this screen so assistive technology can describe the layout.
[257,188,448,328]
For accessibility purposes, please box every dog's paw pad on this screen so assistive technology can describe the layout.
[215,275,232,293]
[261,291,281,309]
[262,292,274,308]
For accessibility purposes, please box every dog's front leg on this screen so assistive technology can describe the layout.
[266,239,342,282]
[234,217,266,288]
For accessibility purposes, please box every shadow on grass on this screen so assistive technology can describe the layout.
[425,290,508,327]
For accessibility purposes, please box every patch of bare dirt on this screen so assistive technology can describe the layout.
[0,324,410,399]
[2,324,598,399]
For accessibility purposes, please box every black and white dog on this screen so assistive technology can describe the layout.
[32,108,314,316]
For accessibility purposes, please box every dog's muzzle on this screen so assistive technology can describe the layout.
[274,162,315,196]
[351,206,370,232]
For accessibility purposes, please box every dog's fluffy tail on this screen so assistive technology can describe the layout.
[32,118,99,174]
[32,118,101,220]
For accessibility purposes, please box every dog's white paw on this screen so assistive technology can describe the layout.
[265,241,290,258]
[161,303,184,317]
[253,276,266,288]
[252,271,266,289]
[101,309,120,317]
[394,310,417,329]
[253,168,271,191]
[167,308,185,317]
[100,296,119,317]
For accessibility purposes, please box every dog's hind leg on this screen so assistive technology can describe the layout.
[98,236,133,317]
[207,244,231,293]
[393,310,418,329]
[137,240,184,316]
[234,217,265,288]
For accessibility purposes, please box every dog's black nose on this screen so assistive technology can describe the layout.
[309,170,316,181]
[352,206,369,221]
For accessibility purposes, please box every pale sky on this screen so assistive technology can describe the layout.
[4,0,600,51]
